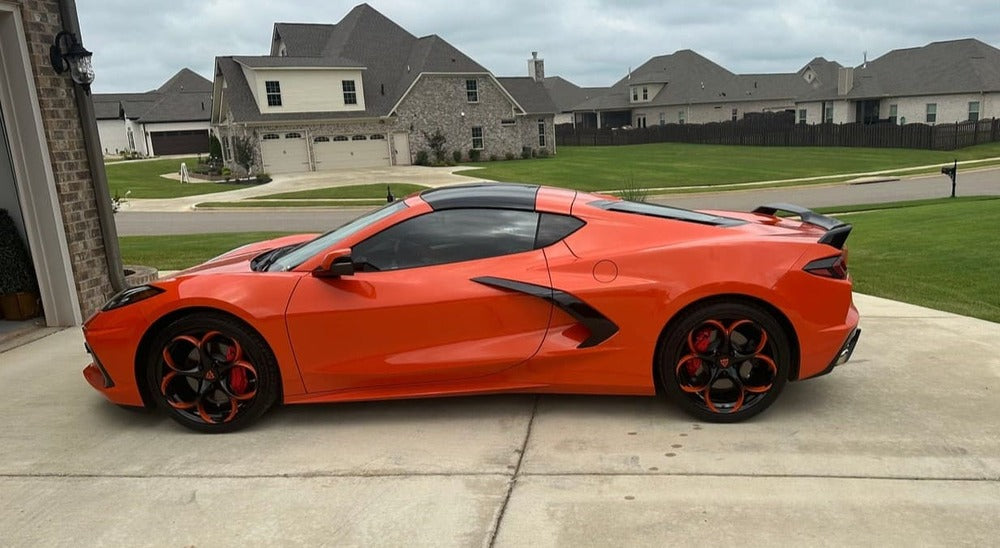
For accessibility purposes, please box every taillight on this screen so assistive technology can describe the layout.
[804,254,848,279]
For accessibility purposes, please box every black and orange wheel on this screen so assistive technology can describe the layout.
[658,302,791,423]
[145,313,280,433]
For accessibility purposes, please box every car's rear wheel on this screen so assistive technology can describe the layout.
[145,314,279,433]
[658,302,790,423]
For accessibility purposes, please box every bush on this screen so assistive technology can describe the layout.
[255,172,272,184]
[421,129,448,164]
[521,148,532,159]
[504,152,515,161]
[452,150,463,163]
[0,209,38,295]
[537,148,550,158]
[489,154,498,162]
[208,135,223,161]
[415,150,430,166]
[468,149,481,162]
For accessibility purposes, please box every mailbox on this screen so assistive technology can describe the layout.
[941,160,957,198]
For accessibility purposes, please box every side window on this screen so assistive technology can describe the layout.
[353,209,539,271]
[535,213,584,248]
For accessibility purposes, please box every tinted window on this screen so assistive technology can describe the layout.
[535,213,584,248]
[353,209,539,271]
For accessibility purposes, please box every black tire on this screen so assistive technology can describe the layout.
[658,301,791,423]
[145,313,280,433]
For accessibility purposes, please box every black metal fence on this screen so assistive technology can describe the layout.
[556,116,1000,151]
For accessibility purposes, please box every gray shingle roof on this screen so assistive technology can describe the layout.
[218,4,496,124]
[496,77,557,114]
[233,55,364,68]
[93,69,212,122]
[542,76,607,112]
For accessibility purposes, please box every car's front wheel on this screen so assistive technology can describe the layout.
[658,302,791,422]
[145,313,279,433]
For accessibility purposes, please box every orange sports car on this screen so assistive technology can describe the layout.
[84,183,860,433]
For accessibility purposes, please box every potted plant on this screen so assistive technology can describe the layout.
[0,209,40,321]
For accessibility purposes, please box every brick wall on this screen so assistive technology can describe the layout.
[14,0,114,318]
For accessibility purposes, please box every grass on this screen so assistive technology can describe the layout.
[197,200,385,208]
[844,197,1000,322]
[248,183,427,200]
[464,142,1000,191]
[105,157,251,199]
[119,232,294,270]
[124,197,1000,323]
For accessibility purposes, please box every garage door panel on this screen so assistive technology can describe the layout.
[150,130,209,155]
[314,135,389,170]
[261,133,309,174]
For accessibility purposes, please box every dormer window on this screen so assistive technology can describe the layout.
[265,81,282,107]
[342,80,357,105]
[466,79,479,102]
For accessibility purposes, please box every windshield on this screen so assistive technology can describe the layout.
[266,200,408,271]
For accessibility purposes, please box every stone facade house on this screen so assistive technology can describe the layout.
[94,68,213,156]
[211,3,556,174]
[1,0,123,328]
[568,38,1000,129]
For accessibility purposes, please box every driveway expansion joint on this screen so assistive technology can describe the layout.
[487,395,539,548]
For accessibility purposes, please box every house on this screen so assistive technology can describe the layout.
[570,38,1000,129]
[211,3,556,174]
[93,68,213,156]
[796,39,1000,126]
[1,1,122,328]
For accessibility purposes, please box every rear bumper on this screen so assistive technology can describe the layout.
[809,327,861,379]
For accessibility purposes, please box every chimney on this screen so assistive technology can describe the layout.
[528,51,545,81]
[837,67,854,95]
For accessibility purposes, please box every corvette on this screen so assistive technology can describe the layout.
[84,183,860,433]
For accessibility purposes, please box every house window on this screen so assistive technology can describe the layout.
[466,79,479,102]
[798,109,807,124]
[889,104,898,124]
[635,115,646,129]
[632,87,638,101]
[126,128,135,150]
[823,103,833,123]
[969,101,980,122]
[500,118,516,126]
[731,108,738,121]
[642,86,648,101]
[262,133,280,140]
[265,81,282,107]
[678,110,686,124]
[659,112,665,125]
[472,126,484,150]
[343,80,357,105]
[926,103,936,124]
[537,119,546,147]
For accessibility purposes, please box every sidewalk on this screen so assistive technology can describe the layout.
[1,293,998,545]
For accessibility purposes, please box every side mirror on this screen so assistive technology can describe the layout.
[314,248,354,278]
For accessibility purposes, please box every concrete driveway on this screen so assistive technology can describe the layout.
[1,294,998,546]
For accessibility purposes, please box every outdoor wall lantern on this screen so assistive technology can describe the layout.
[49,30,95,94]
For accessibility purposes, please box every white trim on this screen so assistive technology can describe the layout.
[0,3,82,325]
[232,59,368,71]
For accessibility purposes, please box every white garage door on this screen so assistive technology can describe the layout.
[260,132,309,174]
[313,134,390,170]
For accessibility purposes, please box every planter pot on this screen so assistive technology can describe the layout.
[0,292,40,321]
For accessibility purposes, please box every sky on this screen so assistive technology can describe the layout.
[77,0,1000,93]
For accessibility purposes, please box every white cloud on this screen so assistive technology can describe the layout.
[76,0,1000,92]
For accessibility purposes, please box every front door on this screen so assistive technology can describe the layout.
[285,208,552,393]
[392,132,410,165]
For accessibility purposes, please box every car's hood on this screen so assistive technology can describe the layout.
[167,233,320,278]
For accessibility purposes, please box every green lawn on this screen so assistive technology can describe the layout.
[123,197,1000,323]
[465,142,1000,191]
[844,197,1000,322]
[120,232,294,270]
[105,157,251,199]
[197,200,386,208]
[248,183,427,200]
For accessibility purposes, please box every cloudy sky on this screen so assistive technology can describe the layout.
[77,0,1000,93]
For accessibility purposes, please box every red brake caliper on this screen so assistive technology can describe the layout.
[687,327,714,375]
[224,345,249,395]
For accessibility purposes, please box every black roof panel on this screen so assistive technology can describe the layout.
[420,183,539,211]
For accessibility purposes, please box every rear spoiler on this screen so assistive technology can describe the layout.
[752,203,852,249]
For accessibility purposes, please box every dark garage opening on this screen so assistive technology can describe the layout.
[149,130,209,155]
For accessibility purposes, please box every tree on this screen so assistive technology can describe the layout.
[422,129,447,165]
[208,135,223,162]
[232,134,255,175]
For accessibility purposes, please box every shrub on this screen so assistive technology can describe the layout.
[421,129,448,164]
[468,149,481,162]
[255,172,272,184]
[504,152,515,161]
[208,135,223,161]
[452,150,463,163]
[415,150,430,166]
[537,148,550,158]
[232,134,256,174]
[488,154,498,162]
[0,209,38,295]
[520,148,532,159]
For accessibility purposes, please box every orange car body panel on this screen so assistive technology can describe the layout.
[83,186,859,409]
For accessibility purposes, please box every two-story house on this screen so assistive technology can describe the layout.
[211,4,556,174]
